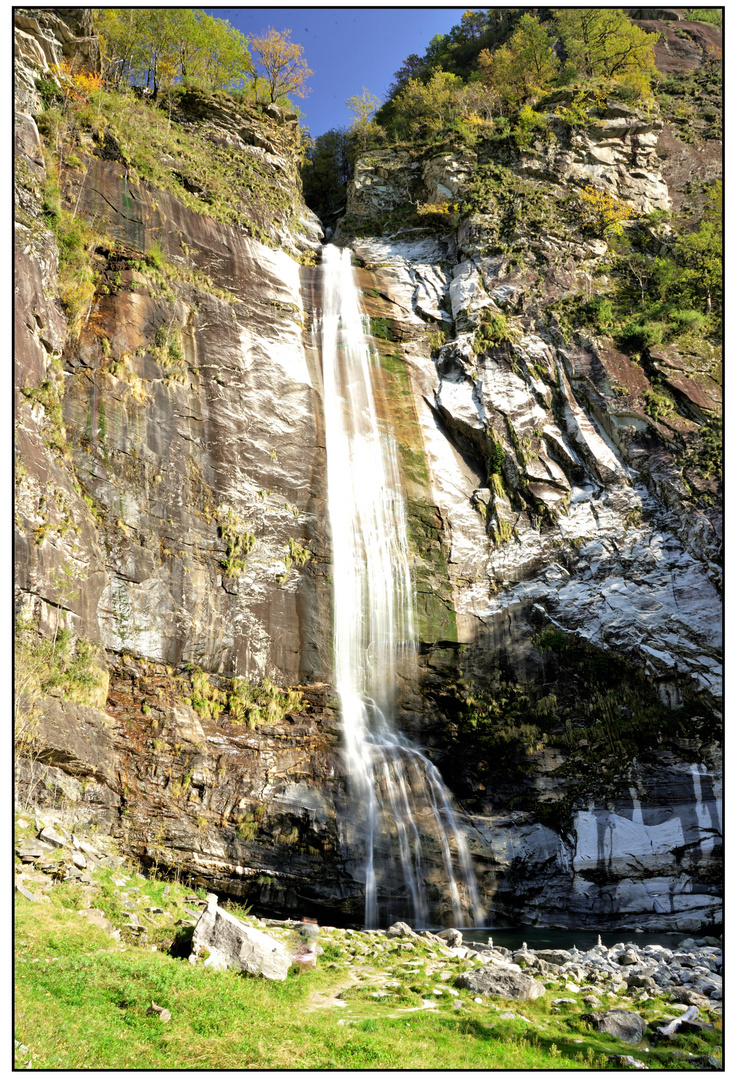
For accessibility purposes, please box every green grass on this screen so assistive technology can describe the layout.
[16,877,722,1069]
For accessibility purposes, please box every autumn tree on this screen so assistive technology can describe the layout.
[478,13,557,111]
[249,27,312,105]
[555,8,658,96]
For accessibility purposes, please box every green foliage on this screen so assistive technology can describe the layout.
[369,317,398,342]
[682,415,722,482]
[227,675,304,729]
[35,75,62,110]
[95,9,252,95]
[512,104,548,148]
[617,319,667,354]
[642,384,675,420]
[686,8,723,25]
[389,69,465,141]
[19,376,68,459]
[576,184,634,237]
[473,309,511,353]
[46,207,105,337]
[478,13,558,112]
[554,8,659,97]
[300,127,352,226]
[346,87,382,153]
[286,537,311,567]
[488,438,505,477]
[15,618,109,719]
[216,505,255,578]
[673,181,722,315]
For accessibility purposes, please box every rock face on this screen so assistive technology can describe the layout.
[14,11,722,931]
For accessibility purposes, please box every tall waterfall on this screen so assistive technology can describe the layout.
[319,245,483,929]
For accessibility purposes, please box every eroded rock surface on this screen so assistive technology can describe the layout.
[14,10,722,931]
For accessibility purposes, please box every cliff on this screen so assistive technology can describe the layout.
[14,10,722,931]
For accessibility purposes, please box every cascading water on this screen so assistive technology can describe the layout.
[319,244,483,929]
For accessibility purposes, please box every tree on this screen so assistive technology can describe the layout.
[95,8,145,88]
[674,181,722,315]
[386,53,426,97]
[459,9,489,41]
[94,9,252,95]
[346,87,382,151]
[555,8,658,96]
[478,13,557,111]
[301,128,352,225]
[249,27,312,104]
[391,69,465,140]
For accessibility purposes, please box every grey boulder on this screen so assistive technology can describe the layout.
[457,965,546,1001]
[584,1009,646,1045]
[190,895,291,980]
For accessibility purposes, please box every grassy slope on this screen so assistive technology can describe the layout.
[14,850,722,1070]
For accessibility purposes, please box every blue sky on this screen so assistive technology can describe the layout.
[207,7,465,137]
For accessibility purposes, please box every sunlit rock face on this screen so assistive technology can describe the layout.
[15,10,721,930]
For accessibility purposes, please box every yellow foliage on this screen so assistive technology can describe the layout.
[578,184,634,236]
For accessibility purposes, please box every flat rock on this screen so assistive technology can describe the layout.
[38,826,67,848]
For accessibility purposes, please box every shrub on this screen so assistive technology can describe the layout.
[474,309,511,353]
[35,75,62,110]
[513,104,548,148]
[190,667,225,721]
[227,676,304,728]
[643,386,674,420]
[577,184,633,237]
[617,319,667,353]
[588,296,614,330]
[670,309,705,334]
[15,619,109,720]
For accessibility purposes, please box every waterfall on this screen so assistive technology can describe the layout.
[319,245,483,929]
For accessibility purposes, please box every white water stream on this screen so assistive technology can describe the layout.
[319,245,482,928]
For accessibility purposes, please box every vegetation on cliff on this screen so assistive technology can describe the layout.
[94,9,312,107]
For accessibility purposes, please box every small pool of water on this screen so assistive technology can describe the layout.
[424,927,700,952]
